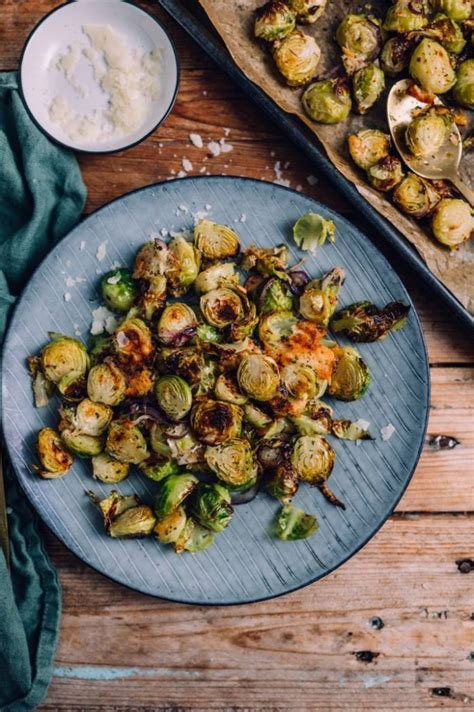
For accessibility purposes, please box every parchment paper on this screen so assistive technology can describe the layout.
[199,0,474,313]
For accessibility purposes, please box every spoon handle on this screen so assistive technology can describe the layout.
[449,175,474,207]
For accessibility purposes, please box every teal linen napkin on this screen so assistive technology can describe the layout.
[0,72,86,711]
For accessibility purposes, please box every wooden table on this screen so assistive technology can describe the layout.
[3,2,474,709]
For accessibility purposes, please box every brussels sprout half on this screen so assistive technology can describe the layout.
[133,239,168,280]
[87,360,127,406]
[244,402,274,429]
[405,108,451,158]
[241,244,289,279]
[157,303,198,347]
[348,129,391,171]
[329,346,371,401]
[367,155,404,192]
[194,219,240,260]
[336,14,383,75]
[453,59,474,110]
[275,504,319,540]
[35,427,73,478]
[154,473,199,519]
[298,267,345,326]
[138,275,167,321]
[409,39,456,94]
[287,0,327,24]
[106,421,149,464]
[166,235,201,297]
[431,199,473,248]
[101,268,137,313]
[266,461,299,503]
[393,174,441,218]
[281,362,317,399]
[417,15,467,54]
[109,506,156,539]
[352,63,386,115]
[200,288,244,329]
[168,432,206,466]
[92,453,130,483]
[205,438,258,487]
[154,505,188,544]
[302,79,352,124]
[175,518,214,553]
[254,1,296,42]
[155,375,193,421]
[191,399,243,445]
[157,347,204,385]
[214,372,248,405]
[331,301,410,342]
[380,36,414,76]
[258,278,294,314]
[291,434,335,484]
[194,262,238,294]
[191,482,233,533]
[60,398,112,437]
[273,30,321,86]
[430,0,471,21]
[237,354,280,401]
[383,0,428,33]
[41,334,89,391]
[61,429,104,458]
[140,458,182,483]
[293,212,336,254]
[113,318,154,366]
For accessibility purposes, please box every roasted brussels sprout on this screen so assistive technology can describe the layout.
[393,173,441,217]
[331,419,372,440]
[59,398,112,436]
[157,303,198,346]
[332,301,410,341]
[196,323,222,344]
[168,432,206,466]
[158,350,202,390]
[241,244,289,279]
[101,268,137,313]
[352,63,386,115]
[430,0,471,21]
[292,212,336,254]
[191,399,243,445]
[205,438,258,487]
[417,15,467,54]
[409,39,456,94]
[298,267,345,326]
[133,239,168,280]
[302,78,352,124]
[453,59,474,110]
[258,278,294,314]
[237,354,280,401]
[194,262,238,294]
[113,318,153,366]
[214,372,248,405]
[328,346,371,400]
[166,235,201,297]
[35,427,73,478]
[138,276,167,321]
[291,434,335,484]
[405,108,451,157]
[61,429,104,458]
[41,334,89,392]
[254,1,296,42]
[367,155,404,192]
[380,36,413,76]
[244,402,273,429]
[154,473,199,519]
[89,489,139,527]
[347,129,391,170]
[383,0,428,33]
[273,30,321,86]
[154,505,187,544]
[291,410,332,436]
[175,518,214,553]
[200,288,244,329]
[431,198,473,248]
[106,421,149,464]
[194,219,240,260]
[281,362,317,399]
[91,453,129,483]
[287,0,327,23]
[336,14,383,75]
[155,375,192,421]
[29,363,54,408]
[275,504,318,540]
[266,461,299,503]
[140,458,181,483]
[191,483,233,532]
[109,505,156,539]
[87,360,127,406]
[228,291,259,342]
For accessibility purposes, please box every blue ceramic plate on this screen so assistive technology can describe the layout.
[2,177,429,604]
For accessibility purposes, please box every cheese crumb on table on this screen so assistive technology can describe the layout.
[381,424,396,441]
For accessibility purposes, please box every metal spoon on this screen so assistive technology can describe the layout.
[387,79,474,206]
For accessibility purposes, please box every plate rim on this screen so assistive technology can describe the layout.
[18,0,180,155]
[1,175,430,605]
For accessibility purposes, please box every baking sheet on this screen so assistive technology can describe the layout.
[199,0,474,313]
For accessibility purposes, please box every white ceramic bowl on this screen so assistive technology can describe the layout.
[20,0,179,153]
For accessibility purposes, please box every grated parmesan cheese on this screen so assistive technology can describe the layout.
[96,241,108,262]
[90,306,118,335]
[381,424,396,441]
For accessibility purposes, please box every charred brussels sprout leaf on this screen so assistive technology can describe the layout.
[140,459,182,483]
[237,354,280,401]
[35,427,73,478]
[87,360,127,406]
[331,419,373,440]
[92,453,129,483]
[154,506,187,544]
[293,212,336,254]
[430,0,471,21]
[453,59,474,110]
[347,129,391,171]
[41,334,89,393]
[276,504,319,540]
[154,473,199,519]
[109,506,156,539]
[205,438,258,487]
[380,36,413,76]
[157,303,198,347]
[175,518,214,553]
[244,402,273,429]
[254,1,296,41]
[214,372,248,405]
[431,199,473,248]
[291,435,335,484]
[417,15,466,54]
[194,219,240,260]
[241,244,289,279]
[409,39,456,94]
[259,278,294,314]
[383,0,428,33]
[101,269,137,313]
[336,14,383,74]
[138,276,167,321]
[367,155,404,192]
[196,323,223,344]
[106,421,149,464]
[155,375,193,421]
[405,108,451,157]
[352,63,385,115]
[191,399,243,445]
[113,318,153,365]
[195,262,238,294]
[200,288,244,329]
[329,347,371,401]
[191,483,233,533]
[302,78,352,124]
[157,347,204,385]
[331,301,410,342]
[393,174,441,218]
[291,410,332,436]
[273,30,321,86]
[166,235,201,297]
[298,267,345,326]
[287,0,327,24]
[266,461,299,503]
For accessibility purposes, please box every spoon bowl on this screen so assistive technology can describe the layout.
[387,79,474,205]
